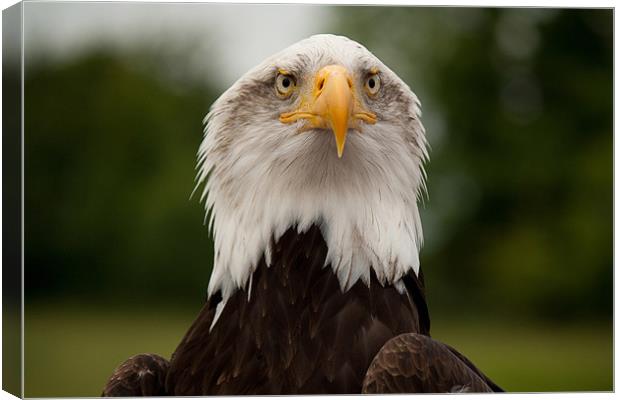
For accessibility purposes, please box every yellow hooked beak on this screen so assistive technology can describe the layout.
[279,65,376,158]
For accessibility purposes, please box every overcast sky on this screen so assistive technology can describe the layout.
[24,2,331,86]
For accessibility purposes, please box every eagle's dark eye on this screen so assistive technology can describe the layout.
[275,72,296,98]
[364,73,381,96]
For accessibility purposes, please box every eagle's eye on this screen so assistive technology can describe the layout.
[275,72,296,98]
[364,73,381,96]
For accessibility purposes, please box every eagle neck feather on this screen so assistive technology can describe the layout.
[200,136,425,303]
[198,65,427,303]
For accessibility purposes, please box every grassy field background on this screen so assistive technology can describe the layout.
[24,302,612,397]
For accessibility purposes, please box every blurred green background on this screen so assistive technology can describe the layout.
[21,5,612,396]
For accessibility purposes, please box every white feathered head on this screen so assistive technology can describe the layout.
[196,34,428,301]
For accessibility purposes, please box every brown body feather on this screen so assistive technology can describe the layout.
[101,354,169,397]
[103,225,502,395]
[166,225,429,394]
[363,334,500,393]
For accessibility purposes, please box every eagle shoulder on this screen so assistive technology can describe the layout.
[102,353,169,396]
[362,333,503,393]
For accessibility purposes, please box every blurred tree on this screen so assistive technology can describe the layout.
[25,49,217,305]
[24,9,612,322]
[330,8,612,320]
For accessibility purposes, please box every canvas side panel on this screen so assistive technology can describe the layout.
[3,2,23,398]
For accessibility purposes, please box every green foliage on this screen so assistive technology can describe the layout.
[330,8,612,320]
[25,50,216,304]
[24,9,612,322]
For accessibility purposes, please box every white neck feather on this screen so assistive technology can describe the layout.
[198,115,426,302]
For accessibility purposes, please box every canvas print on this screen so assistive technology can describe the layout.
[3,2,613,397]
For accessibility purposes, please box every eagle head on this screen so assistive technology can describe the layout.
[196,34,428,301]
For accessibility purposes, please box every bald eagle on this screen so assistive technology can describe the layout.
[102,34,502,395]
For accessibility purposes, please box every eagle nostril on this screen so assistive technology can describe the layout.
[317,78,325,91]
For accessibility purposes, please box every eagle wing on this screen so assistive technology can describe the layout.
[102,353,170,396]
[362,333,503,393]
